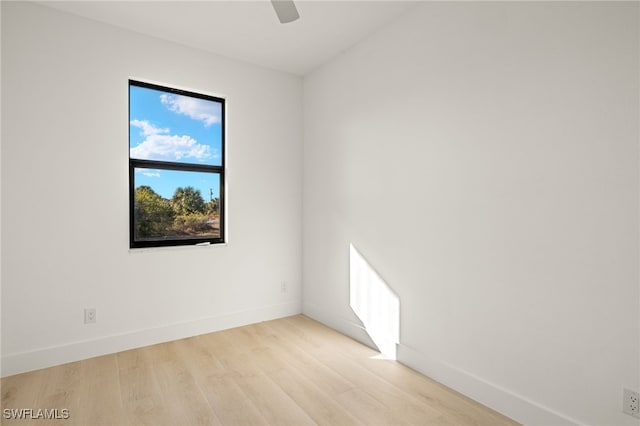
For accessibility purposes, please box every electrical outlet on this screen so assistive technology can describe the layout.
[280,281,287,293]
[623,388,640,418]
[84,308,96,324]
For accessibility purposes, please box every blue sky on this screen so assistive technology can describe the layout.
[134,168,220,201]
[130,84,223,199]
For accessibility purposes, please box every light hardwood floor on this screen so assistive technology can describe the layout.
[1,315,518,426]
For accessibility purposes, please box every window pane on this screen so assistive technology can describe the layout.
[129,85,223,166]
[133,168,221,242]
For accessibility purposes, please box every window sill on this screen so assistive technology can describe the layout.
[128,242,228,254]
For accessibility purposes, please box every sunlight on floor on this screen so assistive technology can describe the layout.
[349,244,400,359]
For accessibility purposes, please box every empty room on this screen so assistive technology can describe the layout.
[1,1,638,425]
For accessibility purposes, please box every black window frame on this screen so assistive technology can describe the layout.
[129,80,226,249]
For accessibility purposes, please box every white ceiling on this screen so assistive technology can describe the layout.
[38,1,419,75]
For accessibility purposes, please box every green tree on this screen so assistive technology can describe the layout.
[134,186,174,238]
[206,198,219,216]
[171,186,206,215]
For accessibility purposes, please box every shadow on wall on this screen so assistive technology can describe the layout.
[349,244,400,359]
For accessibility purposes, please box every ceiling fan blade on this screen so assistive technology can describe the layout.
[271,0,300,24]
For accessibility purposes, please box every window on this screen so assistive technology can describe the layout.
[129,80,225,248]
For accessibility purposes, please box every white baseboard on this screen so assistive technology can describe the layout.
[2,301,301,377]
[397,343,582,426]
[303,302,580,426]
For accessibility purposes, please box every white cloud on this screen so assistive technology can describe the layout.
[131,119,217,162]
[131,133,214,162]
[160,94,221,127]
[134,169,161,177]
[130,119,169,136]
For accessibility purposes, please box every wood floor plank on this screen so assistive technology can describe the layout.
[173,334,229,380]
[264,319,453,425]
[355,354,514,426]
[283,315,515,426]
[335,387,410,426]
[196,374,267,426]
[314,347,447,425]
[198,331,264,379]
[225,326,269,352]
[73,355,125,426]
[117,348,170,426]
[267,368,363,426]
[233,373,316,426]
[259,321,356,395]
[1,368,62,426]
[151,353,221,425]
[1,315,520,426]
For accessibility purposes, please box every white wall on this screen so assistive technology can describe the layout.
[1,2,303,376]
[303,2,639,426]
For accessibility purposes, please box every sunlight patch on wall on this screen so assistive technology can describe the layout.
[349,244,400,359]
